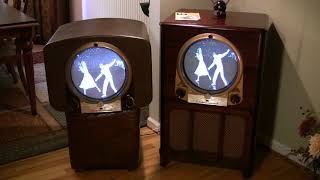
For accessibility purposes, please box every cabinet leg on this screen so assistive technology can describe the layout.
[128,161,139,171]
[160,156,170,167]
[242,166,253,179]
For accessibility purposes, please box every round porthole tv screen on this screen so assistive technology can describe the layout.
[179,33,242,94]
[66,42,131,102]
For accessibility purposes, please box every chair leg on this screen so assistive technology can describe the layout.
[23,49,37,115]
[5,63,18,83]
[16,45,28,93]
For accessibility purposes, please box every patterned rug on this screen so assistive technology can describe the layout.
[0,64,68,165]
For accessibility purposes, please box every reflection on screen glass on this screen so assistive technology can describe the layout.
[183,38,239,92]
[70,47,127,100]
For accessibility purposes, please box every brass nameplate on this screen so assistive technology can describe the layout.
[188,94,228,106]
[80,100,122,113]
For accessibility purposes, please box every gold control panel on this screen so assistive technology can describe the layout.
[175,73,243,106]
[80,100,122,113]
[188,94,228,106]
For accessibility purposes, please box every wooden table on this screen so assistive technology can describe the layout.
[0,2,38,115]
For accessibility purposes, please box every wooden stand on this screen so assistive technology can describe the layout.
[160,9,267,177]
[66,108,141,171]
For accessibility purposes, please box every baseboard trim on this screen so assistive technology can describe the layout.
[257,134,304,166]
[147,117,160,133]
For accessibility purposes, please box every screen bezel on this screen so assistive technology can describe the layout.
[65,42,132,104]
[177,33,243,95]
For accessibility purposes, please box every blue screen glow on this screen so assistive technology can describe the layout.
[70,47,127,100]
[183,38,239,92]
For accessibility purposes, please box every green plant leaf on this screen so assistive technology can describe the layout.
[140,2,149,17]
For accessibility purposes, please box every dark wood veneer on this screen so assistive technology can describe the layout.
[44,18,152,111]
[44,18,152,170]
[160,9,267,177]
[66,108,141,170]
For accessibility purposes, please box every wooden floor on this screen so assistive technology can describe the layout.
[0,127,313,180]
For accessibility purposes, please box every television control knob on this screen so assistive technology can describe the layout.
[230,94,241,105]
[176,88,186,98]
[125,95,135,108]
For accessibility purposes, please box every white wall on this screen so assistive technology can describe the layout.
[228,1,306,66]
[296,1,320,112]
[160,0,212,21]
[148,0,161,123]
[81,0,148,26]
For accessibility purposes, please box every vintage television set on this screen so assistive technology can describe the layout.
[160,10,267,177]
[44,18,152,170]
[175,33,243,106]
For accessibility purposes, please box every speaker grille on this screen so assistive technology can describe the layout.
[168,108,247,160]
[193,112,221,153]
[223,115,246,158]
[169,109,191,151]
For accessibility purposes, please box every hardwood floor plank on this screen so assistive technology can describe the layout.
[0,127,313,180]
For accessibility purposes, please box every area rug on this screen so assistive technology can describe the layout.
[32,44,45,64]
[0,65,68,165]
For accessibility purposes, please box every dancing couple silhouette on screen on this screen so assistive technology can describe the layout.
[194,48,230,90]
[78,59,120,98]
